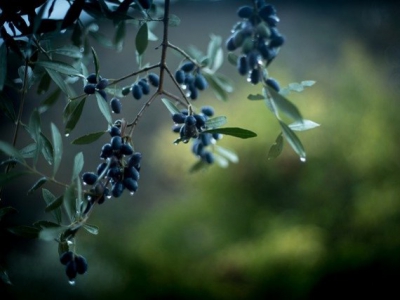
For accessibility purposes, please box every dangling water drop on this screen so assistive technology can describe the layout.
[68,280,76,286]
[130,192,134,196]
[300,157,306,162]
[65,133,70,137]
[106,195,112,199]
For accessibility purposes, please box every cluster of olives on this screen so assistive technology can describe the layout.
[172,106,221,164]
[131,72,160,100]
[84,73,109,99]
[226,0,285,86]
[81,125,142,213]
[59,251,88,282]
[174,62,208,100]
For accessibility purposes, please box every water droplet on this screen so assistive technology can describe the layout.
[106,195,112,199]
[68,280,76,286]
[67,240,73,245]
[246,77,251,83]
[87,196,92,201]
[79,47,84,53]
[300,157,306,162]
[111,110,115,114]
[130,192,134,196]
[65,133,70,137]
[83,182,87,186]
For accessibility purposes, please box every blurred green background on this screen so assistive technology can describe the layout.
[2,0,400,299]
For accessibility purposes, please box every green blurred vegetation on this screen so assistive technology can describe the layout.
[55,42,399,299]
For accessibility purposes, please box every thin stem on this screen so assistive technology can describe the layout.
[167,42,202,68]
[164,65,190,105]
[110,63,160,86]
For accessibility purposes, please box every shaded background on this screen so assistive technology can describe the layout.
[1,0,400,299]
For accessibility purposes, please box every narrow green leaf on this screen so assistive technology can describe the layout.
[265,86,303,123]
[247,94,265,101]
[71,131,105,145]
[279,121,306,161]
[83,224,99,235]
[114,21,126,51]
[203,73,228,101]
[51,123,63,176]
[44,195,64,213]
[267,133,284,160]
[65,97,86,135]
[105,86,125,98]
[33,220,60,229]
[0,141,25,163]
[90,31,115,49]
[289,120,320,131]
[27,177,47,195]
[0,42,7,91]
[212,73,234,93]
[18,66,34,89]
[205,116,227,129]
[39,226,66,241]
[36,60,81,76]
[0,265,12,285]
[72,152,84,181]
[28,109,42,166]
[288,82,304,92]
[45,69,72,97]
[203,127,257,139]
[301,80,316,87]
[42,189,62,223]
[40,133,54,165]
[215,146,239,163]
[38,88,61,114]
[207,34,222,72]
[48,45,83,59]
[135,22,148,56]
[96,92,113,125]
[161,98,181,115]
[37,72,52,94]
[63,185,76,222]
[168,14,181,27]
[7,226,40,239]
[20,143,36,158]
[0,206,17,221]
[0,93,17,122]
[91,47,100,77]
[227,52,238,66]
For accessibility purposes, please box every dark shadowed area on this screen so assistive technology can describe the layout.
[1,0,400,299]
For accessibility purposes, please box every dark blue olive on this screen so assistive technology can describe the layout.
[107,167,121,180]
[111,181,124,198]
[202,151,214,164]
[96,78,109,90]
[109,126,121,137]
[194,74,208,90]
[128,152,142,169]
[100,143,113,158]
[124,166,140,181]
[250,68,261,85]
[110,98,122,114]
[248,51,260,70]
[192,141,204,156]
[97,162,107,175]
[200,133,212,146]
[82,172,98,185]
[259,4,276,21]
[269,35,285,48]
[189,85,198,100]
[194,114,206,128]
[122,86,131,96]
[111,136,122,151]
[185,115,197,126]
[60,251,74,265]
[175,70,185,84]
[75,255,88,275]
[201,106,214,117]
[123,178,138,193]
[86,73,97,84]
[184,74,195,84]
[138,79,150,95]
[132,84,143,100]
[265,78,280,92]
[237,6,253,19]
[226,36,237,51]
[120,143,134,156]
[172,124,182,133]
[180,61,195,72]
[84,84,96,94]
[148,73,159,87]
[265,15,279,27]
[237,55,249,76]
[172,113,186,124]
[66,260,77,280]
